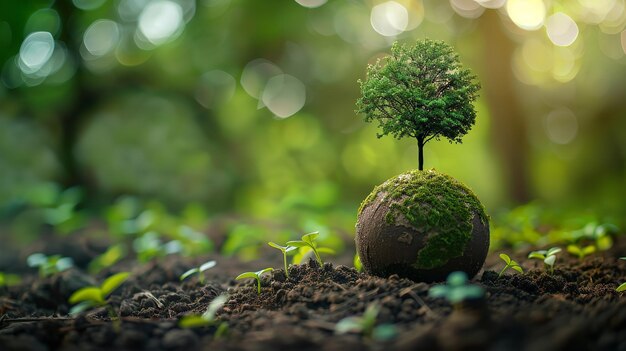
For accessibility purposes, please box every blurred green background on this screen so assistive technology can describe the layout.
[1,0,625,246]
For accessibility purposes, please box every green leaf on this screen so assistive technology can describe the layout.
[202,294,228,321]
[285,240,308,248]
[301,232,319,245]
[256,267,273,276]
[372,324,398,341]
[446,271,468,286]
[512,265,523,274]
[26,253,47,267]
[199,260,216,272]
[528,252,546,260]
[316,247,335,255]
[268,242,284,251]
[335,317,364,334]
[547,247,562,256]
[69,301,97,315]
[567,245,581,256]
[428,285,449,298]
[179,315,212,328]
[180,268,199,281]
[235,272,257,280]
[617,282,626,292]
[544,255,556,267]
[100,272,130,297]
[499,253,511,264]
[69,287,104,305]
[582,246,596,255]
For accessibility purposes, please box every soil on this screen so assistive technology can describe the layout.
[1,235,625,351]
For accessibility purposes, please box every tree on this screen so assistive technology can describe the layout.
[356,39,480,170]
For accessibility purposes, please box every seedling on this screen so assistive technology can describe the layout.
[68,272,130,316]
[428,271,484,307]
[179,294,228,330]
[286,232,333,266]
[235,268,273,294]
[335,302,397,341]
[354,254,363,273]
[27,253,74,277]
[88,244,127,274]
[618,258,626,293]
[498,253,523,277]
[180,260,217,284]
[132,231,183,263]
[267,242,297,277]
[528,247,562,274]
[566,244,596,261]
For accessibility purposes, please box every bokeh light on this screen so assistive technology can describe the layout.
[19,32,55,75]
[545,108,578,145]
[137,0,184,46]
[507,0,546,30]
[450,0,484,19]
[546,13,579,47]
[72,0,106,11]
[475,0,506,9]
[370,1,409,37]
[295,0,327,9]
[261,74,306,119]
[194,70,236,109]
[83,20,121,57]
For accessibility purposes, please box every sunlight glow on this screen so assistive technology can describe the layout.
[138,0,184,45]
[19,32,55,75]
[261,74,306,119]
[450,0,484,19]
[83,20,120,57]
[475,0,505,9]
[370,1,409,37]
[507,0,546,30]
[241,59,282,99]
[546,13,579,47]
[295,0,327,8]
[546,108,578,145]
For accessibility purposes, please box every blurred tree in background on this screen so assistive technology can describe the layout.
[0,0,625,237]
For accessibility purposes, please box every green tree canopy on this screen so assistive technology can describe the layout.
[356,39,480,170]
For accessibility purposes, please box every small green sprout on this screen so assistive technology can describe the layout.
[88,244,127,274]
[335,302,397,341]
[27,253,74,277]
[0,272,21,287]
[618,258,626,292]
[528,247,562,274]
[498,253,523,277]
[428,271,485,307]
[354,253,363,273]
[267,242,297,277]
[180,260,217,284]
[179,294,228,328]
[132,231,183,263]
[69,272,131,316]
[566,244,596,261]
[286,232,334,266]
[235,268,273,294]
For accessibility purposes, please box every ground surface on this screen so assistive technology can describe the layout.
[1,235,625,351]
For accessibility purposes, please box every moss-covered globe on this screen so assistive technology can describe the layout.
[355,169,489,282]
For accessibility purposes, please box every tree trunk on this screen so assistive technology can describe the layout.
[417,137,424,171]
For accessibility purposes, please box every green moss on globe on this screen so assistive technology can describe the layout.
[356,169,489,282]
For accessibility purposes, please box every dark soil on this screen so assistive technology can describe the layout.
[1,237,625,351]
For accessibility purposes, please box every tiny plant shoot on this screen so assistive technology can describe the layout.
[566,244,596,261]
[180,260,217,284]
[618,257,626,293]
[498,253,523,277]
[27,253,74,277]
[528,247,561,274]
[356,39,480,170]
[428,271,484,307]
[69,272,130,316]
[354,254,363,273]
[235,268,273,295]
[286,232,333,266]
[267,242,297,277]
[179,294,228,328]
[335,302,397,341]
